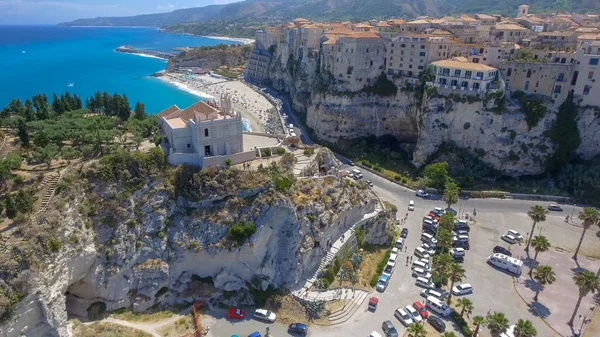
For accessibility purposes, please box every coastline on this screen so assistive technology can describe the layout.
[201,35,254,45]
[155,72,282,135]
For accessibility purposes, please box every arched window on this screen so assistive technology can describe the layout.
[204,129,209,137]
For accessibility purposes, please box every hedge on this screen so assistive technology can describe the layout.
[370,249,392,287]
[450,311,473,337]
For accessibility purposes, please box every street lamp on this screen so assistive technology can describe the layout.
[571,204,576,223]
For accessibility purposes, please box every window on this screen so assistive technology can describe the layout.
[524,81,530,91]
[391,50,394,54]
[465,70,472,78]
[554,85,562,94]
[588,71,594,79]
[583,85,591,95]
[418,66,424,70]
[390,57,393,60]
[187,143,191,148]
[590,58,599,65]
[507,68,512,77]
[204,145,212,156]
[409,65,413,69]
[526,70,532,78]
[421,45,425,49]
[419,52,426,56]
[476,72,484,78]
[204,128,209,137]
[391,43,395,47]
[366,48,369,53]
[454,69,461,77]
[401,44,406,48]
[557,73,564,82]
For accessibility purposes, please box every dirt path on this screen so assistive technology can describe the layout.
[87,309,193,337]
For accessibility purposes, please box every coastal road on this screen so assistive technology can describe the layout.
[263,87,314,145]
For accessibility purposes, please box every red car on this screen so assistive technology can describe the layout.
[413,301,429,319]
[227,308,245,319]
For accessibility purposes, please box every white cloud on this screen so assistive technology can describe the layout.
[156,3,175,10]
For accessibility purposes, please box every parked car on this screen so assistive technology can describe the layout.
[412,301,429,319]
[248,332,262,337]
[420,244,435,256]
[405,305,422,323]
[288,323,308,335]
[366,180,373,187]
[493,246,512,256]
[453,229,469,237]
[508,230,524,242]
[376,275,390,292]
[420,288,447,299]
[451,247,466,257]
[383,263,394,277]
[253,309,276,323]
[446,208,457,215]
[452,240,470,250]
[348,160,355,166]
[427,315,446,332]
[416,190,430,198]
[400,228,408,239]
[391,247,399,255]
[453,255,464,263]
[415,277,435,289]
[394,308,413,326]
[501,234,517,244]
[368,297,379,311]
[548,204,563,211]
[408,200,415,211]
[452,283,474,296]
[412,267,432,279]
[381,320,399,337]
[227,308,245,319]
[412,260,430,271]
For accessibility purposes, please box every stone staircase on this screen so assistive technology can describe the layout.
[328,289,369,325]
[31,171,62,222]
[292,150,313,176]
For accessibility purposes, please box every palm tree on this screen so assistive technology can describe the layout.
[486,312,509,336]
[573,207,600,260]
[406,323,427,337]
[529,235,551,277]
[442,333,457,337]
[473,315,486,337]
[439,212,456,231]
[525,205,548,252]
[447,262,466,305]
[532,265,556,302]
[443,180,460,210]
[304,300,326,322]
[432,253,454,286]
[437,228,454,251]
[569,270,600,326]
[457,297,473,317]
[514,319,537,337]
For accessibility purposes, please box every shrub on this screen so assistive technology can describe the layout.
[263,148,272,156]
[227,221,257,244]
[450,311,473,337]
[370,273,380,287]
[463,122,471,130]
[46,238,62,252]
[272,174,294,192]
[277,147,285,155]
[303,148,315,156]
[307,214,315,222]
[13,175,24,185]
[394,175,401,181]
[225,159,232,166]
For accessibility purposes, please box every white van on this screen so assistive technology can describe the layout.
[288,123,294,129]
[351,169,363,179]
[388,253,398,264]
[369,331,383,337]
[426,296,451,317]
[414,247,431,259]
[420,289,444,300]
[487,253,523,275]
[412,260,429,270]
[421,232,437,245]
[415,277,435,289]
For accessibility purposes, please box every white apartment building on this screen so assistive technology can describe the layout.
[573,41,600,106]
[430,57,500,92]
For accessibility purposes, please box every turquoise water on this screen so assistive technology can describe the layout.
[0,25,235,113]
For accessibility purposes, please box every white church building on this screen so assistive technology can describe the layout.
[158,94,255,167]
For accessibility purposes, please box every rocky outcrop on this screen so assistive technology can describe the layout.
[2,157,392,337]
[166,44,253,71]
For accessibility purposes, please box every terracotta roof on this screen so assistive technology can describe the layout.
[158,104,180,118]
[427,19,446,24]
[475,14,497,20]
[578,33,600,41]
[459,14,479,22]
[347,31,381,39]
[301,24,322,29]
[432,57,497,71]
[353,23,372,28]
[293,18,310,23]
[322,34,341,45]
[575,27,600,33]
[388,19,406,25]
[326,27,355,35]
[537,31,575,37]
[494,22,529,31]
[376,21,392,27]
[408,19,431,24]
[179,100,218,122]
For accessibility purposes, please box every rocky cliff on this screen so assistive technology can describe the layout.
[166,44,253,72]
[1,148,393,337]
[266,48,600,176]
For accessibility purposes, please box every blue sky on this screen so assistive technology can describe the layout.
[0,0,240,24]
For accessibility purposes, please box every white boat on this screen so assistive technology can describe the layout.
[67,83,74,87]
[22,50,26,54]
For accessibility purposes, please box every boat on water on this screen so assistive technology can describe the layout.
[22,50,26,54]
[67,83,74,87]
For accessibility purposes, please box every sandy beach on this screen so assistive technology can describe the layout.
[157,72,282,134]
[202,36,255,45]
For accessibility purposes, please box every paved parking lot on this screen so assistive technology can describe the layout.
[208,165,597,337]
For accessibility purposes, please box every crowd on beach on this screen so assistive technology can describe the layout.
[165,73,284,135]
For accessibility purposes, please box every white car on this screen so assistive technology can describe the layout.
[452,283,473,296]
[408,200,415,211]
[420,243,435,256]
[391,247,399,255]
[388,253,398,264]
[451,248,466,257]
[501,234,517,244]
[405,305,422,323]
[253,308,277,322]
[394,308,413,326]
[416,190,430,198]
[508,230,524,242]
[412,267,432,279]
[415,277,435,289]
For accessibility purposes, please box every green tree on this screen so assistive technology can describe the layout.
[33,144,60,168]
[5,194,17,219]
[457,297,473,317]
[569,270,600,326]
[442,333,457,337]
[443,180,460,210]
[525,205,548,252]
[486,312,509,336]
[17,119,30,148]
[533,265,556,302]
[424,161,449,191]
[303,300,326,322]
[432,253,453,285]
[514,319,537,337]
[548,91,581,172]
[530,235,550,267]
[24,99,35,122]
[134,101,146,120]
[14,189,35,214]
[439,212,455,230]
[573,207,600,260]
[406,323,427,337]
[473,315,486,337]
[34,130,49,148]
[437,228,453,251]
[447,262,466,305]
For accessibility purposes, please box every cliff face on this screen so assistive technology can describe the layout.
[266,47,600,176]
[166,44,253,71]
[2,149,393,337]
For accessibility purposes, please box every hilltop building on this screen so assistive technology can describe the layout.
[158,94,252,168]
[430,57,500,93]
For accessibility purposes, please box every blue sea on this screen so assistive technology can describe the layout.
[0,25,235,114]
